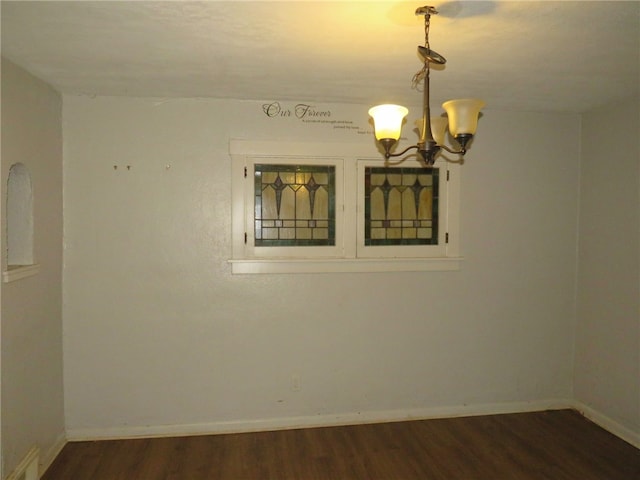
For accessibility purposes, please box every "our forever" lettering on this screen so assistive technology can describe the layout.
[262,102,331,119]
[294,104,331,119]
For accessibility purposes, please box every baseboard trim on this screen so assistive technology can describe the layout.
[40,432,67,477]
[5,446,38,480]
[66,398,573,441]
[573,401,640,448]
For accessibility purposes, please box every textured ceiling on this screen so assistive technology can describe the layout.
[1,1,639,113]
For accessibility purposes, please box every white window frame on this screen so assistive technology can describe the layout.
[243,155,345,259]
[230,140,462,274]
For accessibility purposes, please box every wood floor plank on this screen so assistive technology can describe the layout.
[42,410,639,480]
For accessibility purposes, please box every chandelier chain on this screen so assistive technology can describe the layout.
[411,13,431,91]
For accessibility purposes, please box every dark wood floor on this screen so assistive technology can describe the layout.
[42,409,639,480]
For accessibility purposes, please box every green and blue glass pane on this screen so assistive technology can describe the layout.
[364,167,439,245]
[254,164,335,246]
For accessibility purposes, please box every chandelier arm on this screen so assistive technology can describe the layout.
[385,144,419,159]
[439,143,466,155]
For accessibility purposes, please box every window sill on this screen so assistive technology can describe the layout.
[3,264,40,283]
[229,257,462,274]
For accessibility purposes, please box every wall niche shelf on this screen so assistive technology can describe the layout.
[3,264,40,283]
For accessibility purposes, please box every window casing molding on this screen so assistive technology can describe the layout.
[230,140,462,274]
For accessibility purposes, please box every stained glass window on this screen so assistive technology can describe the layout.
[364,167,439,246]
[254,164,335,246]
[231,141,461,272]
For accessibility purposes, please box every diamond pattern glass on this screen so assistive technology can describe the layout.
[254,164,335,246]
[364,167,439,245]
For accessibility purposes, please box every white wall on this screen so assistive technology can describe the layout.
[1,59,65,476]
[62,95,581,437]
[574,97,640,443]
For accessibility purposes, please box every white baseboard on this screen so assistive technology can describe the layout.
[5,446,38,480]
[66,398,573,441]
[573,401,640,448]
[40,432,67,477]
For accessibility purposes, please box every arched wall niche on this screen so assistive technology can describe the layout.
[4,162,39,282]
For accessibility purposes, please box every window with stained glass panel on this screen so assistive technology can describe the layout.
[364,167,439,246]
[254,164,335,246]
[230,140,461,274]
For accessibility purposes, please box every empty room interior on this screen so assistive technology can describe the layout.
[1,1,639,478]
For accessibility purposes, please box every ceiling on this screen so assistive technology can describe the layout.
[1,1,638,113]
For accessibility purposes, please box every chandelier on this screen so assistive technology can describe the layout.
[368,6,484,166]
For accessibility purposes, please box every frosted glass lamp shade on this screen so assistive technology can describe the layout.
[442,99,485,137]
[431,116,449,145]
[415,116,448,145]
[368,104,409,141]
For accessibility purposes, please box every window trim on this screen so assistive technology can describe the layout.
[230,140,462,274]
